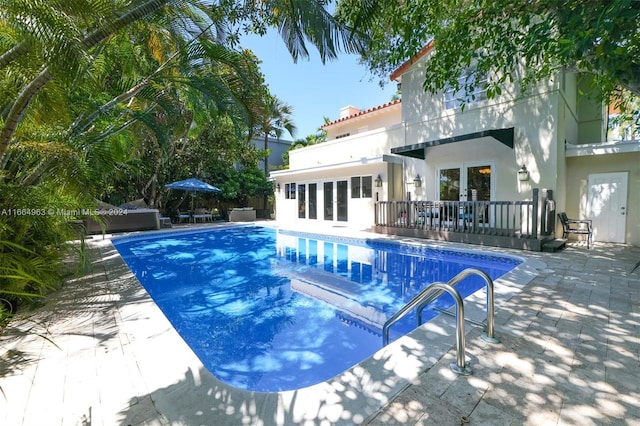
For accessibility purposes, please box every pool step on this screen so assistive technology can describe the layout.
[542,238,567,252]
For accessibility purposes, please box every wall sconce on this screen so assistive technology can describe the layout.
[517,165,529,181]
[413,174,422,188]
[375,174,383,187]
[276,183,281,192]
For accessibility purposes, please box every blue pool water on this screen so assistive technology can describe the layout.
[113,226,520,392]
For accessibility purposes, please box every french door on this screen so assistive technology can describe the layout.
[323,180,348,222]
[438,163,493,202]
[438,163,493,225]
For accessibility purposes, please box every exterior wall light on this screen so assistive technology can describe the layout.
[375,174,383,187]
[413,174,422,187]
[276,183,281,192]
[517,165,529,181]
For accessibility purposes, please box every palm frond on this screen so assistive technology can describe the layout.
[267,0,365,63]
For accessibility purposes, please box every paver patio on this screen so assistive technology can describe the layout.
[1,223,638,425]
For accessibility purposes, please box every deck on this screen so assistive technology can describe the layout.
[374,189,556,251]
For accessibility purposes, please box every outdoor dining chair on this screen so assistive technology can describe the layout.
[558,212,593,248]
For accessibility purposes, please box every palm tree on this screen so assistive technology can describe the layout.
[256,95,297,176]
[0,0,365,300]
[0,0,365,163]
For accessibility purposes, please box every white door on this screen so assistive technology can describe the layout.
[586,172,628,243]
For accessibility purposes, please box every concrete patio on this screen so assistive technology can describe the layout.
[1,223,638,425]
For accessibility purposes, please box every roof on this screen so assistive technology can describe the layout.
[389,40,435,81]
[321,99,401,129]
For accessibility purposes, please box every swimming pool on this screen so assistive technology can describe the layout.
[113,225,521,392]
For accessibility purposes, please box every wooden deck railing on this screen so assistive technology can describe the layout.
[374,189,553,250]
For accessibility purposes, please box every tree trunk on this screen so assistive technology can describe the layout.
[263,133,269,175]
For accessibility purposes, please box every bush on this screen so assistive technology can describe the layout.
[0,182,86,322]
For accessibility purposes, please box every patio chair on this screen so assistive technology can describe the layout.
[558,212,592,248]
[158,213,173,228]
[193,208,213,223]
[211,208,223,221]
[178,210,191,223]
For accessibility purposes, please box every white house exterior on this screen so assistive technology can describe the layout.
[270,44,639,246]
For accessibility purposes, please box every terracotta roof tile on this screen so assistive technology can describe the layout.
[321,99,401,128]
[389,40,435,81]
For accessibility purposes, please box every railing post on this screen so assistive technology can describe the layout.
[532,188,539,238]
[375,201,379,225]
[540,189,555,236]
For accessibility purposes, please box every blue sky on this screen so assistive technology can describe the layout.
[242,32,398,140]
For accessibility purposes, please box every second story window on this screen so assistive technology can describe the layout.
[607,110,640,141]
[444,68,488,110]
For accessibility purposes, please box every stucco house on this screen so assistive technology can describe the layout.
[270,43,639,248]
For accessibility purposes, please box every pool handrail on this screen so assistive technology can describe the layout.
[416,267,499,344]
[382,282,472,375]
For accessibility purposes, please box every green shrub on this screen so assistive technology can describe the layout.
[0,182,87,321]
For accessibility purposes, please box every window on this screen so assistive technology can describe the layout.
[350,176,373,199]
[351,177,361,198]
[362,176,372,198]
[285,183,296,199]
[444,68,488,109]
[336,133,350,139]
[607,111,640,141]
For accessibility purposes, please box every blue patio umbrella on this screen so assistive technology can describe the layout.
[165,178,221,192]
[165,178,221,211]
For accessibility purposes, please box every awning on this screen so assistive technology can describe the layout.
[269,154,403,178]
[390,127,515,159]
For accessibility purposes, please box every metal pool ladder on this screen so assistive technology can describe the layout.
[381,268,500,376]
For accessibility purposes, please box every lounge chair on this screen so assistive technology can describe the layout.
[558,212,592,248]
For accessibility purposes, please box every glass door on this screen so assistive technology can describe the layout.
[323,182,333,221]
[439,168,461,201]
[308,183,317,219]
[466,165,491,202]
[439,164,493,225]
[298,184,306,218]
[336,180,348,222]
[323,180,348,222]
[439,164,492,201]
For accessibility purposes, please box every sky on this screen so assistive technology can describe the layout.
[242,32,398,140]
